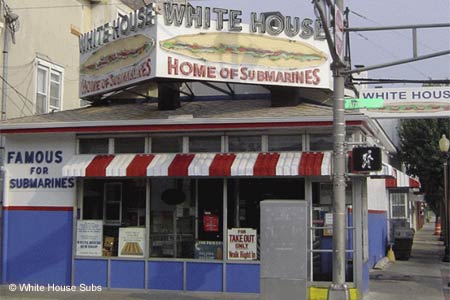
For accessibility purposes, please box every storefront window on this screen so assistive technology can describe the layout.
[78,179,146,257]
[115,137,145,153]
[149,178,223,260]
[151,136,182,153]
[310,134,333,151]
[79,138,109,154]
[150,178,195,258]
[196,179,224,260]
[228,136,261,152]
[268,135,302,151]
[189,136,221,152]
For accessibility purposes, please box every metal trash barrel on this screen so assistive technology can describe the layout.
[393,227,415,260]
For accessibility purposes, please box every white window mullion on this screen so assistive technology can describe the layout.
[36,66,48,114]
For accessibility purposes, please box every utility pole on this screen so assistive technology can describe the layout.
[313,1,349,299]
[0,2,19,282]
[328,0,348,299]
[313,0,450,298]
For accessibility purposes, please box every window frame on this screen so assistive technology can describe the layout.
[35,58,64,114]
[390,192,408,219]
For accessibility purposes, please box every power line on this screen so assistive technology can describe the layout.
[11,2,129,11]
[349,9,445,53]
[0,74,34,106]
[352,32,431,79]
[352,77,450,85]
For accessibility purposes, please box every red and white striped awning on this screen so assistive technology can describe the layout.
[62,152,332,177]
[385,169,420,189]
[369,163,395,178]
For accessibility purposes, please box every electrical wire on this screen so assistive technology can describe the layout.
[352,78,450,85]
[6,92,34,117]
[10,2,131,11]
[352,31,431,80]
[349,9,446,53]
[0,74,35,106]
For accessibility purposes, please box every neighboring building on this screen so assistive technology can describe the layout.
[0,0,138,119]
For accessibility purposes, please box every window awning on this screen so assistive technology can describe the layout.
[369,163,395,178]
[385,169,421,189]
[62,152,332,177]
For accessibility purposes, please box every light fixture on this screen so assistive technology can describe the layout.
[439,134,450,153]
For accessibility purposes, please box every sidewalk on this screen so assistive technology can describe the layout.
[367,222,448,300]
[0,222,447,300]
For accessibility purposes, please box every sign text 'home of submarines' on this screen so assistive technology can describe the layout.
[7,150,74,190]
[79,3,325,54]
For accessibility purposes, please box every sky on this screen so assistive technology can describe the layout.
[189,0,450,86]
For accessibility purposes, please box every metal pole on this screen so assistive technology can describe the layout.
[328,0,349,299]
[0,9,9,283]
[346,22,450,32]
[444,158,450,262]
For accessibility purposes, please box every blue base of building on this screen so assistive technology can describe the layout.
[74,259,260,293]
[368,211,388,268]
[1,207,260,293]
[1,209,73,285]
[2,208,385,294]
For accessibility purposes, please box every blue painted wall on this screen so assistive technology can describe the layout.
[368,211,388,268]
[74,259,107,287]
[226,263,259,293]
[111,260,145,289]
[186,262,223,292]
[2,209,73,285]
[148,261,183,290]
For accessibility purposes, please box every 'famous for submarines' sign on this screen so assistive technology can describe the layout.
[7,150,75,189]
[79,3,331,99]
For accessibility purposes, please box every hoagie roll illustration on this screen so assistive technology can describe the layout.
[81,34,155,75]
[160,32,327,68]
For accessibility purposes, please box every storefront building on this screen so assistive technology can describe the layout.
[0,99,419,297]
[0,3,420,299]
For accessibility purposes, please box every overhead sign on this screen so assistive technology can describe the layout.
[79,3,332,99]
[352,147,382,172]
[345,98,384,110]
[359,86,450,118]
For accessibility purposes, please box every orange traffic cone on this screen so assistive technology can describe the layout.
[435,218,442,236]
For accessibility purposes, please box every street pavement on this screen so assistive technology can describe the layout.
[0,222,447,300]
[367,221,448,300]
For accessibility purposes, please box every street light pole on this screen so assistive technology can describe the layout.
[313,1,348,298]
[439,134,450,262]
[329,0,349,299]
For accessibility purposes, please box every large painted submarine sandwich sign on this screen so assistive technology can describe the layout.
[79,3,331,99]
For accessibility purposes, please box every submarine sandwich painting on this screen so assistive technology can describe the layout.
[160,32,327,68]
